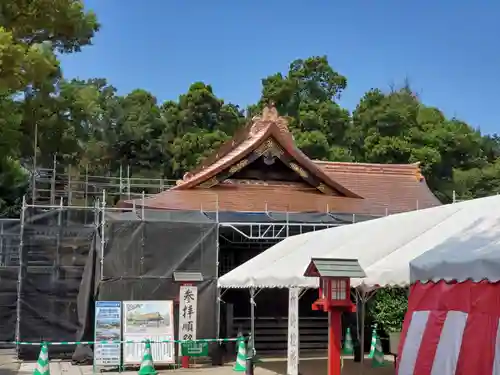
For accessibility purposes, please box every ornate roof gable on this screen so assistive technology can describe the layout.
[173,103,362,198]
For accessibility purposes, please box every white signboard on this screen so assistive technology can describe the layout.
[287,288,300,375]
[179,285,198,351]
[123,301,175,364]
[94,301,122,366]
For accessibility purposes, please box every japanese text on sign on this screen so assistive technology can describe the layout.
[122,300,175,365]
[94,301,122,367]
[179,286,198,343]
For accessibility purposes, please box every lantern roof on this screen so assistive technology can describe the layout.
[304,258,366,279]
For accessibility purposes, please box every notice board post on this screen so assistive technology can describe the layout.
[94,301,122,368]
[174,272,203,369]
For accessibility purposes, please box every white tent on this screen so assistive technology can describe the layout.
[410,201,500,283]
[218,195,500,289]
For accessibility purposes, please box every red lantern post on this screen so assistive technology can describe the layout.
[304,258,365,375]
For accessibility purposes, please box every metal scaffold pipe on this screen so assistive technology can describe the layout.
[141,191,145,220]
[127,165,131,199]
[15,195,27,358]
[84,164,89,209]
[215,193,220,338]
[100,189,106,281]
[119,165,123,198]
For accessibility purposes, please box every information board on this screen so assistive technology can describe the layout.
[123,300,175,364]
[94,301,122,366]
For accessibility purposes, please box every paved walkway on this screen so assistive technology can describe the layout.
[13,355,396,375]
[0,349,20,375]
[259,356,395,375]
[17,362,278,375]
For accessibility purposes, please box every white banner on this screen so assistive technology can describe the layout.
[179,285,198,344]
[94,301,121,366]
[123,301,175,364]
[287,288,300,375]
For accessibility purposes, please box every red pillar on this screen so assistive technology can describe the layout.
[328,310,342,375]
[181,351,190,368]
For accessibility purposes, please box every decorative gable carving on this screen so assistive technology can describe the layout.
[172,103,362,198]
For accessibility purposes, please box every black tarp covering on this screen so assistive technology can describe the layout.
[12,208,218,360]
[0,219,20,346]
[98,210,218,341]
[18,209,97,359]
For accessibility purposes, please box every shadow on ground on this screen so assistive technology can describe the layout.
[258,356,395,375]
[0,349,20,375]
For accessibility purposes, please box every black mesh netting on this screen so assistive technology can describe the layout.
[98,210,218,343]
[0,219,20,347]
[3,208,217,360]
[16,209,96,359]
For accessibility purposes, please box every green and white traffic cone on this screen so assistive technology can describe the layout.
[368,326,377,358]
[372,335,385,368]
[138,341,157,375]
[233,338,246,372]
[236,328,243,354]
[343,327,354,355]
[33,343,50,375]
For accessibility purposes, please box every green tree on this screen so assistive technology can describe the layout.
[351,84,489,202]
[111,89,165,172]
[252,56,353,161]
[159,83,244,177]
[0,0,99,216]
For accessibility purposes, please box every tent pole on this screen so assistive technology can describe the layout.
[357,288,377,375]
[250,287,256,352]
[359,291,366,375]
[353,288,366,375]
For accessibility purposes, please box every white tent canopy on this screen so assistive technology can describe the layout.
[410,198,500,283]
[218,195,500,289]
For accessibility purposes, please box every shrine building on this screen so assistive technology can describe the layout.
[119,103,440,353]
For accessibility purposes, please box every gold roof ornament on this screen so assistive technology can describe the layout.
[262,101,279,121]
[250,102,290,136]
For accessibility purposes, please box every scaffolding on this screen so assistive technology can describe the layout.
[14,196,91,356]
[31,161,177,206]
[452,190,475,204]
[3,176,456,358]
[5,191,219,358]
[0,219,20,267]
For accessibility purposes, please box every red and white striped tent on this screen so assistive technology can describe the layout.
[397,207,500,375]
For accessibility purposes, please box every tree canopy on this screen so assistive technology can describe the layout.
[1,1,499,216]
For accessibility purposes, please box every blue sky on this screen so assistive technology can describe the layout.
[61,1,500,133]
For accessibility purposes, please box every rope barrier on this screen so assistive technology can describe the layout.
[0,337,245,346]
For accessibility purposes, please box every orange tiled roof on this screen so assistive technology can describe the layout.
[119,104,441,215]
[315,161,441,213]
[124,162,440,215]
